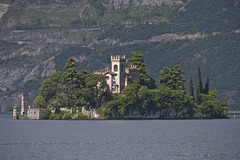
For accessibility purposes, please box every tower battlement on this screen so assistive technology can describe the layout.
[111,55,126,61]
[94,68,111,75]
[130,65,139,69]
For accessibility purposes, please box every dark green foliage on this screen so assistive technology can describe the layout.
[34,94,47,108]
[102,84,140,118]
[103,83,197,119]
[63,111,72,120]
[43,108,51,119]
[159,65,186,90]
[128,51,156,89]
[101,66,228,119]
[189,77,194,99]
[76,112,88,120]
[85,74,111,108]
[138,86,155,110]
[64,58,76,69]
[203,76,209,94]
[195,68,202,103]
[181,81,185,93]
[34,58,110,112]
[199,91,228,118]
[39,78,58,103]
[196,68,203,93]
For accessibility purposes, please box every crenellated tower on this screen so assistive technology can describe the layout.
[111,55,126,93]
[93,55,139,94]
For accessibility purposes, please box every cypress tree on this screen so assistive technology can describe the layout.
[203,76,209,94]
[181,81,185,94]
[195,78,199,103]
[196,67,203,93]
[189,77,194,98]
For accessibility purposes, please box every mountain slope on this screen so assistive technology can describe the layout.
[0,0,239,112]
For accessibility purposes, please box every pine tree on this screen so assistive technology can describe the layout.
[189,76,194,98]
[203,76,209,94]
[64,58,76,69]
[129,51,156,89]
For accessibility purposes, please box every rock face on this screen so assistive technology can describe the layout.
[112,107,203,119]
[101,0,182,10]
[23,57,56,83]
[82,106,204,119]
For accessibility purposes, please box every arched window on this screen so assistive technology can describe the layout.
[114,65,118,72]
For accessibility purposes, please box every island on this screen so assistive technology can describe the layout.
[13,52,228,120]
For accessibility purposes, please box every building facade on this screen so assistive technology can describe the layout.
[94,55,140,93]
[27,108,45,119]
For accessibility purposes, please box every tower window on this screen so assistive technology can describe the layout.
[114,65,118,72]
[121,65,124,71]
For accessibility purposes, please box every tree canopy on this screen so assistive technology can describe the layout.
[159,65,186,90]
[129,51,156,89]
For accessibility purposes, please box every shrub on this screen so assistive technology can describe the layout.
[63,111,72,120]
[76,112,88,120]
[43,109,51,119]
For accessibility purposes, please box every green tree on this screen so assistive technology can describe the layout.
[50,71,63,84]
[39,78,58,103]
[64,58,76,69]
[159,65,186,90]
[103,84,140,119]
[85,74,110,108]
[196,67,203,93]
[203,76,209,94]
[60,58,83,108]
[138,86,155,110]
[199,90,228,118]
[181,81,186,94]
[189,76,194,99]
[195,68,203,103]
[43,108,51,119]
[34,94,47,108]
[129,51,156,89]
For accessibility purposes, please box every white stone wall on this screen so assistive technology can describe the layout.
[27,108,44,119]
[82,107,100,119]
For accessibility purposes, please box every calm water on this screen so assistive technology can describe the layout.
[0,114,239,160]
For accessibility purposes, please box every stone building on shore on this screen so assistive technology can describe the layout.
[13,86,44,120]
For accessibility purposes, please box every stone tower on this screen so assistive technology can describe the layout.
[13,106,17,119]
[21,85,25,115]
[111,55,126,93]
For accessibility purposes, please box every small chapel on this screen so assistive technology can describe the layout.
[94,55,140,93]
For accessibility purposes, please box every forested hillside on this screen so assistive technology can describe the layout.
[0,0,239,112]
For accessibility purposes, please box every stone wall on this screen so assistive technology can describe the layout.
[82,107,100,119]
[27,108,45,119]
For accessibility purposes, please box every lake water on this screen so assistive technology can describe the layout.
[0,114,240,160]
